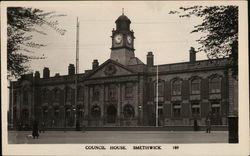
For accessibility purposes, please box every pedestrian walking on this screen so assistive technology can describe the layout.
[206,118,211,133]
[32,120,39,139]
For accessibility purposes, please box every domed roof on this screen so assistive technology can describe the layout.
[115,14,131,23]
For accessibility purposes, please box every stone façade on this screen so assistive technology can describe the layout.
[8,13,238,129]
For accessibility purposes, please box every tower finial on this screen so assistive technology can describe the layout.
[122,8,124,15]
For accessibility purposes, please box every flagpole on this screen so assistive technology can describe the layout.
[75,17,79,129]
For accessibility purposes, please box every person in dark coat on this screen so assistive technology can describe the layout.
[32,120,39,139]
[206,118,211,133]
[193,119,199,131]
[76,120,80,131]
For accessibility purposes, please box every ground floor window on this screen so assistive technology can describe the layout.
[210,101,221,125]
[65,108,71,119]
[78,108,84,118]
[54,107,59,118]
[211,102,220,116]
[173,103,181,117]
[91,105,101,118]
[191,103,200,117]
[123,104,134,119]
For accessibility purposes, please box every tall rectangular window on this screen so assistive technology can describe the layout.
[211,102,220,116]
[54,107,59,118]
[191,103,200,117]
[93,86,100,101]
[125,83,133,98]
[108,85,116,100]
[173,103,181,117]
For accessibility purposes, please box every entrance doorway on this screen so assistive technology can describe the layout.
[107,105,117,123]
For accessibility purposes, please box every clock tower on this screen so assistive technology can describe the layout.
[110,13,135,65]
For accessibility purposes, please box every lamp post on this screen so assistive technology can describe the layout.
[138,105,142,126]
[72,107,77,130]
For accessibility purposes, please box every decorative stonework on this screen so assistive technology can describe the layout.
[104,64,117,76]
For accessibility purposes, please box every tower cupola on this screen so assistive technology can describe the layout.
[110,10,136,65]
[115,14,131,31]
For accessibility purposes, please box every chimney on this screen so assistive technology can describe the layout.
[68,64,75,75]
[190,47,196,63]
[43,67,50,78]
[147,51,154,66]
[92,59,99,70]
[55,73,60,77]
[35,71,40,79]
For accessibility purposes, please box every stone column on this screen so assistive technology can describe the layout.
[83,85,89,126]
[117,83,121,126]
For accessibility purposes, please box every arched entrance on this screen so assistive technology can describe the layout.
[107,105,117,123]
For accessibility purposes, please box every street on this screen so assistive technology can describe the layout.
[8,130,228,144]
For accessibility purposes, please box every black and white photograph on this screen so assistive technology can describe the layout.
[1,1,248,156]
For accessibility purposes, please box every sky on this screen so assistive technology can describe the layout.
[21,2,207,76]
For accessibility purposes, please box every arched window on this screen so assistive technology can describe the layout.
[172,79,181,95]
[91,105,101,118]
[191,78,200,94]
[123,104,135,119]
[210,76,221,93]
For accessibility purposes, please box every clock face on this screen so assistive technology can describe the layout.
[114,34,122,44]
[127,35,132,44]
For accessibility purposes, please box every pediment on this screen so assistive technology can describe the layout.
[86,59,136,79]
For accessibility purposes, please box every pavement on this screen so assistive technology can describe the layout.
[8,130,228,144]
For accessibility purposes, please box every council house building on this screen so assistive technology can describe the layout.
[8,13,238,130]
